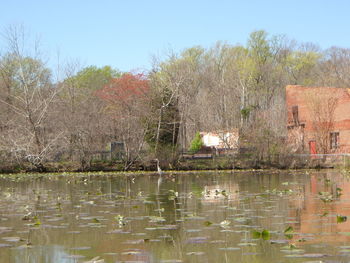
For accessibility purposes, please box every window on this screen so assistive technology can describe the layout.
[330,132,339,149]
[292,106,299,125]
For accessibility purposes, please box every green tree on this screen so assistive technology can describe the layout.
[61,65,121,103]
[145,85,180,154]
[285,51,321,85]
[189,132,203,153]
[73,65,120,91]
[58,65,121,170]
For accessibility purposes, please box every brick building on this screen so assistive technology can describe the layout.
[286,85,350,154]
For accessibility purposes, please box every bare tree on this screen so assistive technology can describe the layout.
[306,90,338,154]
[56,62,115,170]
[318,47,350,88]
[0,26,61,170]
[96,73,151,170]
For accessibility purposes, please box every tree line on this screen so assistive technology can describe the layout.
[1,26,349,171]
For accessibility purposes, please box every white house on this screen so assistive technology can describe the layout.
[200,129,239,150]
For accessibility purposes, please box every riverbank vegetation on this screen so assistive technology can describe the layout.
[1,26,350,172]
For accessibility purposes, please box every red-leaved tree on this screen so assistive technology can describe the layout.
[96,73,150,170]
[97,73,149,110]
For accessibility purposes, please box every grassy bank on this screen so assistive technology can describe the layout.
[1,154,349,174]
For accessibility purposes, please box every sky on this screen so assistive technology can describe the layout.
[1,0,350,72]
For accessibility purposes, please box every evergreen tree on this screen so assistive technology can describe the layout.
[189,132,203,153]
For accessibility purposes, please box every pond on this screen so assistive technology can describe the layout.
[0,170,350,263]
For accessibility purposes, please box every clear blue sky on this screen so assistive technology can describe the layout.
[1,0,350,72]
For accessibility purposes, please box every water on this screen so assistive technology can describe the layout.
[0,170,350,262]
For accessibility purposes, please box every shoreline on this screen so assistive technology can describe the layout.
[0,154,347,174]
[0,167,339,178]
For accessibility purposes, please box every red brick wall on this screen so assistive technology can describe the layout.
[286,85,350,153]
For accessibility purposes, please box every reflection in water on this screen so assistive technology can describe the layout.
[289,171,350,244]
[14,245,74,263]
[157,175,162,193]
[0,170,350,262]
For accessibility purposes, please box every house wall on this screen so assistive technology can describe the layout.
[202,133,221,147]
[200,130,239,149]
[286,85,350,153]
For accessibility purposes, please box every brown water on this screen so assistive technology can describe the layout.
[0,170,350,263]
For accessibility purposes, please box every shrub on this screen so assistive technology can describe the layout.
[189,132,203,153]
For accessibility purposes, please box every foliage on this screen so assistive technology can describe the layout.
[284,226,294,239]
[2,27,350,171]
[61,65,120,102]
[284,226,294,234]
[73,65,120,91]
[189,132,203,153]
[240,106,254,120]
[252,229,270,240]
[95,73,151,170]
[145,85,180,153]
[337,215,347,223]
[96,73,149,114]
